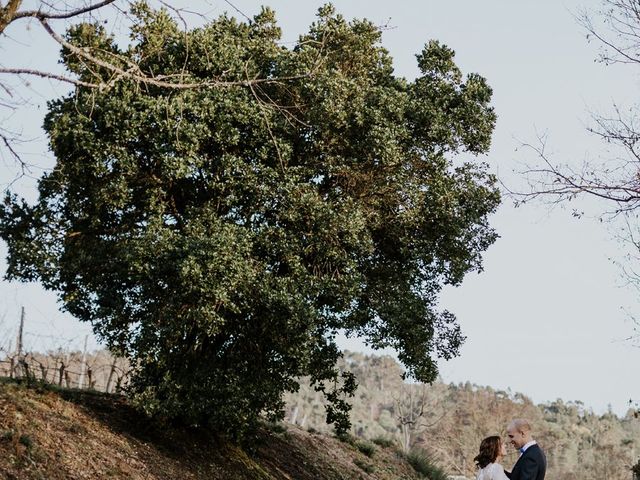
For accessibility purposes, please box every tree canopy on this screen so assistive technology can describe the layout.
[0,2,500,435]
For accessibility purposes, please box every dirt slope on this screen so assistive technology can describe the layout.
[0,381,423,480]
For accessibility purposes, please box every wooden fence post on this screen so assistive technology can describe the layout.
[58,362,65,386]
[13,307,24,378]
[105,358,117,393]
[22,360,30,381]
[78,335,88,389]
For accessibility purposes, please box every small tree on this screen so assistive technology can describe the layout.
[0,3,500,436]
[394,383,446,453]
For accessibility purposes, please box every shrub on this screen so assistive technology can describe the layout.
[354,458,376,474]
[356,440,376,457]
[335,432,356,446]
[263,421,287,434]
[407,449,448,480]
[372,436,395,448]
[18,434,33,449]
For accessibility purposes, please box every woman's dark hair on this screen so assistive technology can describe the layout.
[474,435,502,469]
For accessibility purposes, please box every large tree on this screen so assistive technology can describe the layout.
[0,3,500,435]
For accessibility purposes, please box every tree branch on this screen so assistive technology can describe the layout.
[0,67,99,88]
[38,16,317,90]
[12,0,116,22]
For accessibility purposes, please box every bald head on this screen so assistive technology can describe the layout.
[509,419,532,433]
[507,418,533,449]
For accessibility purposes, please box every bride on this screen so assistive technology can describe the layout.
[474,435,510,480]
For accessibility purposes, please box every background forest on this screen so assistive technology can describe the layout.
[284,351,640,480]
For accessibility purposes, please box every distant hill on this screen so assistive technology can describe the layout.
[284,351,640,480]
[0,379,428,480]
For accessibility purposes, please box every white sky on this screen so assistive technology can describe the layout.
[1,0,639,415]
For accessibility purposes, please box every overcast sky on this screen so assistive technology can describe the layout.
[1,0,639,416]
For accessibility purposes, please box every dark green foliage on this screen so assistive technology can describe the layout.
[632,458,640,479]
[316,371,356,435]
[0,3,499,437]
[335,432,357,446]
[18,434,33,449]
[406,449,448,480]
[0,429,34,450]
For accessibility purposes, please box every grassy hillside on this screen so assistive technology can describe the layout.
[3,350,638,479]
[0,380,429,480]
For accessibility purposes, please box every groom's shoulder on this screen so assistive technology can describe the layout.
[523,444,545,460]
[530,444,543,453]
[527,444,547,462]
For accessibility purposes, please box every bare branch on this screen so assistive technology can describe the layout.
[0,67,100,88]
[222,0,252,24]
[12,0,116,22]
[510,130,640,217]
[578,0,640,65]
[0,81,14,97]
[0,129,21,163]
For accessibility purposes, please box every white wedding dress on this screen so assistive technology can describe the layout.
[476,462,510,480]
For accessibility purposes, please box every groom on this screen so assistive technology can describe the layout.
[504,418,546,480]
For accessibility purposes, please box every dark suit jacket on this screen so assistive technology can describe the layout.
[505,444,546,480]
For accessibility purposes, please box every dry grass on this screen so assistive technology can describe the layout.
[0,380,423,480]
